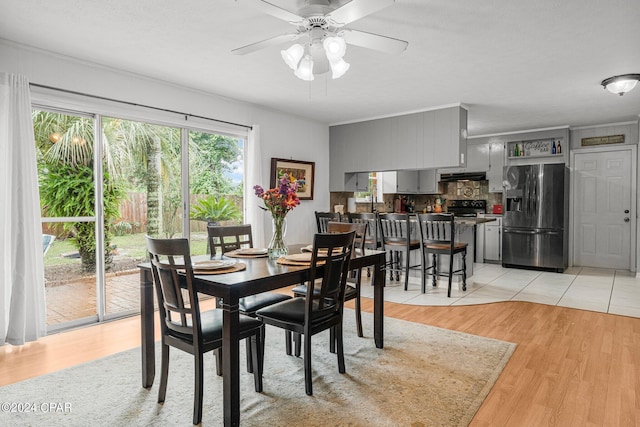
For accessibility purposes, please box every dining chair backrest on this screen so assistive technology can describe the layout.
[306,231,355,320]
[347,212,381,250]
[378,213,414,249]
[315,211,342,233]
[416,213,456,250]
[326,221,367,257]
[207,224,253,257]
[146,236,202,343]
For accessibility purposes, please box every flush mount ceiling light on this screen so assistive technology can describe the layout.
[601,74,640,96]
[233,0,408,81]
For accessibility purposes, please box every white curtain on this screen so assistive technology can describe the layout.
[245,125,266,247]
[0,73,47,346]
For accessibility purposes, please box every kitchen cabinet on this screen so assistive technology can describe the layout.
[417,169,440,194]
[484,217,502,262]
[487,142,505,192]
[329,106,468,190]
[380,171,418,194]
[344,172,370,192]
[438,140,488,174]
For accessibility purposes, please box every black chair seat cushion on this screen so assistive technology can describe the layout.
[293,283,357,301]
[168,309,262,343]
[239,292,292,314]
[256,297,337,325]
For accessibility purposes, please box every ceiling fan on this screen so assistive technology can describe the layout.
[233,0,408,80]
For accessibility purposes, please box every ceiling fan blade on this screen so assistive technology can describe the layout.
[244,0,305,25]
[232,33,300,55]
[326,0,396,27]
[342,29,408,54]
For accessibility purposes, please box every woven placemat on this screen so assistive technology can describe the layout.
[276,257,311,266]
[224,250,268,259]
[193,262,246,275]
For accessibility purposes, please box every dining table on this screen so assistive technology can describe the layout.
[138,243,387,427]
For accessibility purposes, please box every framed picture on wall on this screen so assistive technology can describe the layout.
[270,158,315,200]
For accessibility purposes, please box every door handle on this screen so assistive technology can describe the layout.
[624,217,630,222]
[624,209,630,214]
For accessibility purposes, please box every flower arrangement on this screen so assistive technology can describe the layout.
[253,172,300,219]
[254,173,300,258]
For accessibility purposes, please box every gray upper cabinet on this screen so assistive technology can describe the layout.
[344,172,370,192]
[439,140,489,174]
[487,142,505,192]
[329,106,468,191]
[380,171,419,194]
[417,169,440,194]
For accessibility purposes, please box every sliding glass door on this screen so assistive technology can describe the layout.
[33,109,100,327]
[188,129,245,256]
[33,103,247,330]
[100,117,181,318]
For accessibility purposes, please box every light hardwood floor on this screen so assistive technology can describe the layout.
[2,297,639,426]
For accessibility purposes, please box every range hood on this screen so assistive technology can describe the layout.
[439,172,487,182]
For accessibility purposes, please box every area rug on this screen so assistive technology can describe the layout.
[0,312,515,426]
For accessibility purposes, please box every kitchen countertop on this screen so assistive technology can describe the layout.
[455,216,497,225]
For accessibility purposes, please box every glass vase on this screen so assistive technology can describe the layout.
[268,216,288,260]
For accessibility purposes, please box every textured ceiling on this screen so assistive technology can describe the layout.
[1,0,639,135]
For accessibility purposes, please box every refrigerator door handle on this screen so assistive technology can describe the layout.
[503,228,562,236]
[503,228,537,235]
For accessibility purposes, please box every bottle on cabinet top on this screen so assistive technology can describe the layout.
[557,140,562,154]
[552,140,557,154]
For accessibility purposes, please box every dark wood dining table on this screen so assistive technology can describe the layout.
[138,244,386,427]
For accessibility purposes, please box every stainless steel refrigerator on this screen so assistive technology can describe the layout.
[502,163,568,272]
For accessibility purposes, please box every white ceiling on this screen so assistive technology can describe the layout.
[1,0,639,135]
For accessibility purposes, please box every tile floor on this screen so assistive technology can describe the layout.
[360,263,640,318]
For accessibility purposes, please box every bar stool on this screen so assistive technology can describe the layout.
[416,213,468,297]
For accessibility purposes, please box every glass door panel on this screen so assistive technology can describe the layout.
[188,130,244,257]
[33,109,98,327]
[101,117,181,318]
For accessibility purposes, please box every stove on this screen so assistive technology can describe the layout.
[447,200,486,217]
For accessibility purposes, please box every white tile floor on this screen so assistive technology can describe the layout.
[360,263,640,318]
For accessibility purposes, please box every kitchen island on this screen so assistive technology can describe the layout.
[452,216,496,279]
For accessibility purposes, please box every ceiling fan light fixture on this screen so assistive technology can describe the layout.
[294,54,315,81]
[329,57,350,79]
[601,74,640,96]
[281,43,304,70]
[323,36,347,60]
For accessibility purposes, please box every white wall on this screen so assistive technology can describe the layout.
[0,39,328,245]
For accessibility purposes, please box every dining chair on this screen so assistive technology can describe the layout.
[256,230,355,396]
[315,211,341,233]
[207,224,292,372]
[291,221,367,337]
[146,236,264,425]
[378,213,422,290]
[416,213,468,297]
[347,212,381,277]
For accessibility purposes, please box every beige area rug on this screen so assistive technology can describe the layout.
[0,312,515,426]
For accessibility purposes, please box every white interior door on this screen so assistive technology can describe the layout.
[573,149,634,269]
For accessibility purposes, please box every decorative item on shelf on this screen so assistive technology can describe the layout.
[254,173,300,259]
[433,197,444,213]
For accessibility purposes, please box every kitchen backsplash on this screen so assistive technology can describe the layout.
[329,181,502,214]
